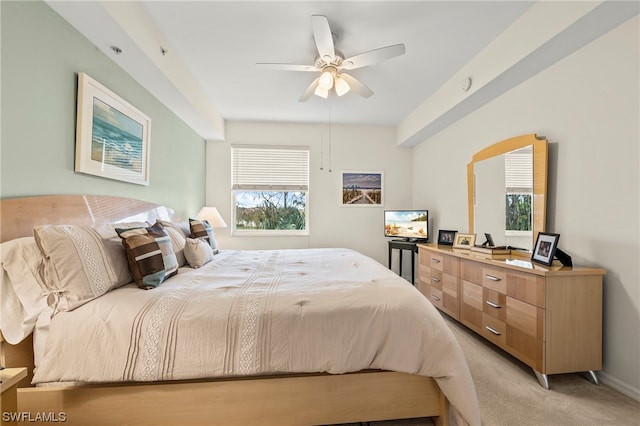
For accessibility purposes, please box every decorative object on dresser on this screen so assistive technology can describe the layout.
[469,245,511,260]
[531,232,573,267]
[480,233,495,247]
[75,73,151,186]
[417,243,606,390]
[437,229,457,246]
[453,233,476,249]
[531,232,560,266]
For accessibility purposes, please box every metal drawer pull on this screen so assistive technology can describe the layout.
[432,295,441,301]
[485,274,501,281]
[432,277,441,283]
[485,326,502,336]
[486,300,502,309]
[432,259,441,263]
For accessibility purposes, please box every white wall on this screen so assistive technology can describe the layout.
[205,121,413,268]
[412,17,639,399]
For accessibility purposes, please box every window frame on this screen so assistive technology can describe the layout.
[231,145,310,237]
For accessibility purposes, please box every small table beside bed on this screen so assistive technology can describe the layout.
[0,195,480,426]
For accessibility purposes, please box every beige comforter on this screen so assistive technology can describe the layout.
[34,248,480,425]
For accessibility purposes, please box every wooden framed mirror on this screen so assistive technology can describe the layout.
[467,134,548,251]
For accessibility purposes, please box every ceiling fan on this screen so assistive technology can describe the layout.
[256,15,406,102]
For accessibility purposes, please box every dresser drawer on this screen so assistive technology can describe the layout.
[416,279,430,299]
[461,259,483,284]
[418,263,431,284]
[483,288,506,322]
[430,270,443,290]
[461,280,483,332]
[507,271,545,308]
[442,274,460,319]
[482,314,506,347]
[430,253,444,272]
[482,267,507,294]
[506,297,544,340]
[429,287,444,310]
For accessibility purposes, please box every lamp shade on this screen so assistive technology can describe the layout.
[196,207,227,228]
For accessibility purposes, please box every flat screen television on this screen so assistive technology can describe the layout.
[384,210,428,241]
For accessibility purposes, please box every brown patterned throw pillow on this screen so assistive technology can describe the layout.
[117,223,179,289]
[189,218,219,254]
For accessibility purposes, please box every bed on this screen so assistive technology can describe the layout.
[0,195,480,426]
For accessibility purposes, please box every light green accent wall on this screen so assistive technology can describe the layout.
[0,1,205,219]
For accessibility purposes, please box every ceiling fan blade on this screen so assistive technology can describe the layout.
[311,15,335,62]
[256,63,319,72]
[339,73,373,98]
[299,77,320,102]
[341,44,406,70]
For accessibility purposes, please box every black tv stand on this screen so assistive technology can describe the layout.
[388,239,422,284]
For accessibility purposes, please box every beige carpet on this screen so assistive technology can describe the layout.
[366,315,640,426]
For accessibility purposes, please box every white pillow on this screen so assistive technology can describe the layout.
[33,222,147,312]
[184,238,214,268]
[0,237,48,344]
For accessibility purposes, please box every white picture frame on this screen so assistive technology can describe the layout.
[75,72,151,185]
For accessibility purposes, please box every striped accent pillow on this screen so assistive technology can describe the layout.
[117,223,178,289]
[189,219,219,254]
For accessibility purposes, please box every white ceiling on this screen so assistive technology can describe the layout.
[45,1,638,143]
[138,1,532,125]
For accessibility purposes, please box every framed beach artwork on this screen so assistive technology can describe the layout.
[75,72,151,185]
[341,171,384,206]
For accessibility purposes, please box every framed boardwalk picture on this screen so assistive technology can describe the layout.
[341,171,384,206]
[75,72,151,185]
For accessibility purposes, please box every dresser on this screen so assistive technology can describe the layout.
[418,243,606,389]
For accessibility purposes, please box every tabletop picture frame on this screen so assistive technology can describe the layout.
[438,230,457,246]
[452,233,476,249]
[75,72,151,186]
[531,232,560,266]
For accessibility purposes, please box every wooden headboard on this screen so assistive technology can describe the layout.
[0,194,176,242]
[0,195,176,386]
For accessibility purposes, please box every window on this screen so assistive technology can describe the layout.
[504,147,533,233]
[231,145,309,235]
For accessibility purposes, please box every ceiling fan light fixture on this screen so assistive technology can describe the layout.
[314,85,329,98]
[334,76,350,96]
[318,70,334,90]
[258,15,406,101]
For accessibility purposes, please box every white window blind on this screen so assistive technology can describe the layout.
[232,145,309,191]
[505,147,532,192]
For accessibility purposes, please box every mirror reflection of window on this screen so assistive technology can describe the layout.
[505,147,533,242]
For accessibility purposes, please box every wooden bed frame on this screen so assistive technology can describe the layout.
[0,195,450,425]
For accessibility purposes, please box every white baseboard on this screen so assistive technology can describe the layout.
[598,371,640,402]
